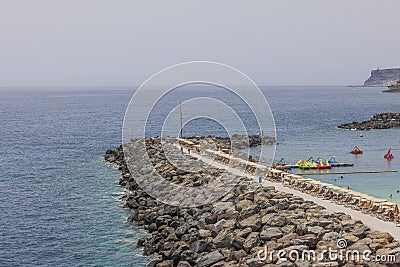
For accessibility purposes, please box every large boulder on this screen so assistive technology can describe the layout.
[196,250,225,267]
[243,232,260,252]
[239,215,262,232]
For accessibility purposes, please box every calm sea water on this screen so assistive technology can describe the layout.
[0,88,149,266]
[1,86,400,266]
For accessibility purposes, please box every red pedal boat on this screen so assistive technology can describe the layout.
[351,146,363,154]
[384,148,394,159]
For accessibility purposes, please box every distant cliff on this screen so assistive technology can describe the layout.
[364,68,400,86]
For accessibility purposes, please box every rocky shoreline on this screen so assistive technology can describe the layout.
[105,137,400,266]
[338,113,400,130]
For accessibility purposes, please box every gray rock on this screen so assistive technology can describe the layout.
[260,227,283,241]
[156,260,174,267]
[196,251,225,267]
[243,232,260,252]
[307,226,323,235]
[322,232,341,242]
[213,229,233,248]
[214,219,227,233]
[213,202,236,214]
[176,261,191,267]
[318,220,334,228]
[239,215,262,232]
[190,240,212,253]
[229,249,247,262]
[265,214,287,227]
[245,258,265,267]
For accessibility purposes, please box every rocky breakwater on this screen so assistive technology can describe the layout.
[184,135,275,151]
[338,113,400,130]
[105,137,400,266]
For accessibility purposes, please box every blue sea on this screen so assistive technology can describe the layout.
[1,86,400,266]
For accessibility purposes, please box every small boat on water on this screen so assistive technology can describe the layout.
[328,156,339,165]
[351,146,363,154]
[316,158,332,169]
[297,158,310,169]
[297,157,332,169]
[307,157,318,169]
[384,148,394,159]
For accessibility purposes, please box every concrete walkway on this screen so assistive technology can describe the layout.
[186,149,400,241]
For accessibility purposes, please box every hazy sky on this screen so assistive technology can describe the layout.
[1,0,400,86]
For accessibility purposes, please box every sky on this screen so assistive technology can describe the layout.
[1,0,400,87]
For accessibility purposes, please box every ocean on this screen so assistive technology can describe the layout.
[1,85,400,266]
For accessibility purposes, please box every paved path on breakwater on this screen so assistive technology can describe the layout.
[186,149,400,241]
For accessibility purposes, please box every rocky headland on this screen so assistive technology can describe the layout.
[338,113,400,130]
[364,68,400,87]
[105,137,400,266]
